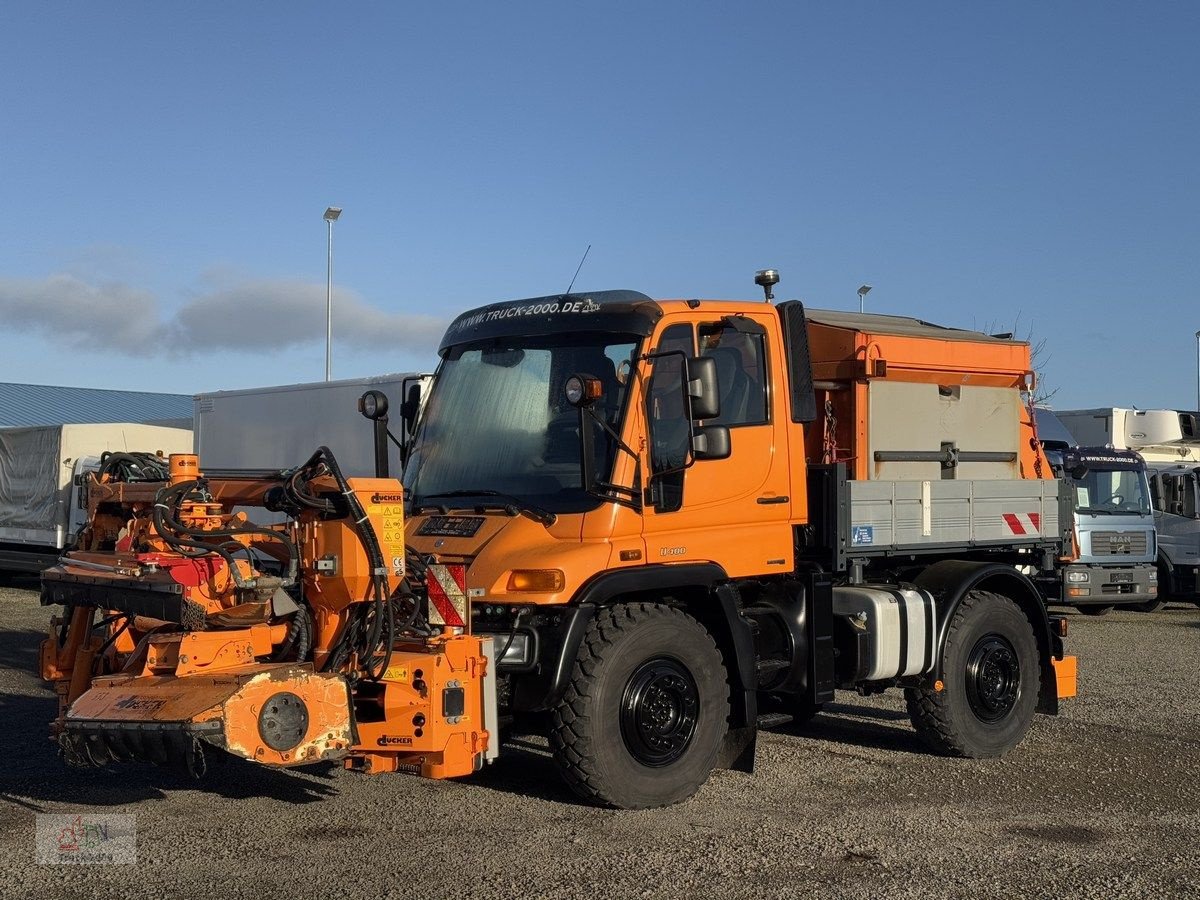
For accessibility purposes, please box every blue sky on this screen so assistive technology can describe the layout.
[1,3,1197,409]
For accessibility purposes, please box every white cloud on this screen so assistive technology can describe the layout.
[0,274,445,356]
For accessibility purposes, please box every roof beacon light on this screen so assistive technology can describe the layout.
[754,269,780,302]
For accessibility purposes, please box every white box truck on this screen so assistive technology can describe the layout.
[193,373,431,478]
[0,423,193,572]
[1055,407,1200,606]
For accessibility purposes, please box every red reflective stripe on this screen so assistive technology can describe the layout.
[1003,513,1027,535]
[1029,512,1041,531]
[426,564,467,627]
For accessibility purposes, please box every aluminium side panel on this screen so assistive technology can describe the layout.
[846,478,1062,553]
[194,374,428,478]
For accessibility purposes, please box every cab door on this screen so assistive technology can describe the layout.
[641,313,794,578]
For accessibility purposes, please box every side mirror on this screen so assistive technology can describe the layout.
[693,425,731,460]
[687,356,720,421]
[400,384,421,436]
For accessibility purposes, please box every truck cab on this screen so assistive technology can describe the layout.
[1147,463,1200,601]
[398,282,1073,808]
[1045,444,1157,613]
[1056,407,1200,606]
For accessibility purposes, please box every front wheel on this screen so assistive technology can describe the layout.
[906,590,1040,758]
[550,603,729,809]
[1129,597,1165,613]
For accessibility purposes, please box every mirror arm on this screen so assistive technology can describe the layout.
[581,406,644,510]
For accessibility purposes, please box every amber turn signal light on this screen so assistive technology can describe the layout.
[507,569,565,592]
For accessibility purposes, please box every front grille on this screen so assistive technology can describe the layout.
[1090,531,1148,555]
[1100,583,1137,594]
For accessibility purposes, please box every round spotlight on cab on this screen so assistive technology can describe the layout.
[358,389,389,420]
[564,373,602,408]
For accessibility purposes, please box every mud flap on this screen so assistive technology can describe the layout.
[716,725,756,773]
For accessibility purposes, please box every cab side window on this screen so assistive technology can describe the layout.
[645,323,694,511]
[698,322,767,427]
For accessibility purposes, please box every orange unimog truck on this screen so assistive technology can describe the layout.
[39,270,1075,811]
[396,270,1075,807]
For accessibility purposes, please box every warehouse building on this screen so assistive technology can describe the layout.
[0,382,193,429]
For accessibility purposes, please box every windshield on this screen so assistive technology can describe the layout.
[405,333,639,513]
[1073,467,1152,516]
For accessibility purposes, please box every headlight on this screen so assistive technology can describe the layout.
[1148,569,1158,583]
[1067,571,1090,583]
[492,633,532,666]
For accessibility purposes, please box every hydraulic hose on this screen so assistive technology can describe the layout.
[153,479,300,586]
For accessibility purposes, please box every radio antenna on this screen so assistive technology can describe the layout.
[564,244,592,296]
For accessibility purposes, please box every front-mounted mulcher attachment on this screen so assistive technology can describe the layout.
[54,662,355,774]
[39,448,498,780]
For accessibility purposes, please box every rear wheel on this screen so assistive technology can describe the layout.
[1078,605,1114,617]
[906,590,1040,758]
[550,602,728,809]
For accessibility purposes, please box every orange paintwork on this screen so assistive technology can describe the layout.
[404,299,1051,611]
[803,315,1050,482]
[348,634,491,779]
[41,453,492,779]
[1052,654,1078,699]
[66,664,356,767]
[43,297,1059,785]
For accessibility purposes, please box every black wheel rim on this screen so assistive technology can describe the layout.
[965,634,1021,723]
[620,657,700,767]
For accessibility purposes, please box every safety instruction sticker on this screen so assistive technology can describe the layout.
[851,525,874,546]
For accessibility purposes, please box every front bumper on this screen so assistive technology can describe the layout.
[1061,563,1157,605]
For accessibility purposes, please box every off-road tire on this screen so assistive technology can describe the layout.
[1079,605,1114,617]
[905,590,1040,758]
[550,602,729,809]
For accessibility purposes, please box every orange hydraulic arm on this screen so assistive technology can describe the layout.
[40,450,495,780]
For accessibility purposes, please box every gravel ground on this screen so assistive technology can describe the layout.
[1,574,1198,899]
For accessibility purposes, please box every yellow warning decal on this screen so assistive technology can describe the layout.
[383,666,410,682]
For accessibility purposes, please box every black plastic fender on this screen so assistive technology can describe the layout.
[912,560,1061,715]
[512,563,736,715]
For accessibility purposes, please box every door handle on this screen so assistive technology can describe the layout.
[756,495,789,505]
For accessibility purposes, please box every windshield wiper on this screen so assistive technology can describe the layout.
[418,490,557,526]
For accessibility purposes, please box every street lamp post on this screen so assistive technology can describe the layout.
[857,284,872,314]
[324,206,343,382]
[1195,330,1199,411]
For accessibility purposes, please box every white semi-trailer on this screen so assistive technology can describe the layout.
[1055,408,1200,606]
[0,423,193,572]
[194,373,431,478]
